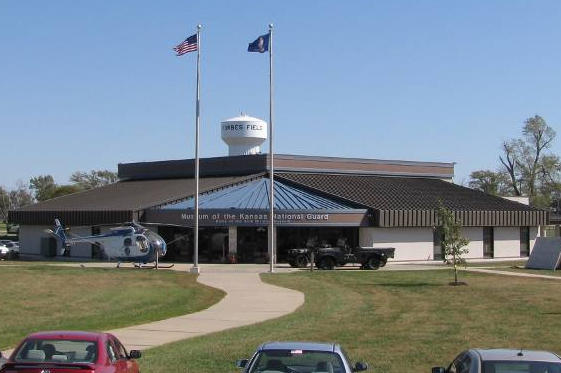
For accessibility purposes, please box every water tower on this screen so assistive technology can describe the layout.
[221,114,267,156]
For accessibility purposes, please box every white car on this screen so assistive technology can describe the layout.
[0,241,19,259]
[433,349,561,373]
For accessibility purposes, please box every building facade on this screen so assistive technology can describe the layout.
[9,154,547,262]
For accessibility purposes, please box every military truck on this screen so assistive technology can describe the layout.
[288,244,395,270]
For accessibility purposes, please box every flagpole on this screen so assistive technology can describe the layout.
[268,24,275,273]
[191,24,201,274]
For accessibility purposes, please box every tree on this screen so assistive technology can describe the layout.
[70,170,118,190]
[8,182,34,210]
[29,175,57,202]
[520,115,556,198]
[0,186,9,221]
[50,184,82,199]
[0,183,34,221]
[468,170,510,195]
[437,204,470,285]
[498,115,557,207]
[499,139,523,196]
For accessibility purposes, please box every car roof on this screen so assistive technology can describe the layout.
[25,331,106,341]
[259,342,338,352]
[472,349,561,363]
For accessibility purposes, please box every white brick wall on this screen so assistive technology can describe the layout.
[494,227,520,258]
[462,227,483,259]
[359,227,434,261]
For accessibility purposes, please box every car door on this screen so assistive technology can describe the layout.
[107,338,127,373]
[113,338,137,373]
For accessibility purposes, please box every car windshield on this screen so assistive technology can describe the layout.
[483,361,561,373]
[14,339,98,363]
[248,350,345,373]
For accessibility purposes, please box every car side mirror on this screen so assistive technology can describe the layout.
[236,359,248,369]
[129,350,142,359]
[354,362,368,371]
[432,367,446,373]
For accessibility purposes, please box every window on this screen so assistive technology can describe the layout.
[433,228,444,260]
[483,227,494,258]
[106,342,117,362]
[248,350,345,373]
[14,339,98,363]
[449,353,471,373]
[520,227,530,257]
[482,361,561,373]
[113,339,128,360]
[136,236,148,252]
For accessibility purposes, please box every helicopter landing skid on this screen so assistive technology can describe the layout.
[133,263,175,269]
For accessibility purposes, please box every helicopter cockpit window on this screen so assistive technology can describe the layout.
[136,236,148,252]
[123,238,132,247]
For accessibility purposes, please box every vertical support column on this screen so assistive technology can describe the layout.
[268,225,276,264]
[228,226,237,263]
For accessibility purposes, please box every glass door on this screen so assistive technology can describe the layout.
[483,227,494,258]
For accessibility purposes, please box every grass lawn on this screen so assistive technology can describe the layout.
[140,269,561,373]
[0,265,224,350]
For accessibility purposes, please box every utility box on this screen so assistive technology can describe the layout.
[41,237,58,257]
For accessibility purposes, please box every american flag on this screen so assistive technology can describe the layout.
[173,34,198,56]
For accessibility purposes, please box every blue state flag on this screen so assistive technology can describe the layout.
[248,33,270,53]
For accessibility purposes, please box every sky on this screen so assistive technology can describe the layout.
[1,1,561,189]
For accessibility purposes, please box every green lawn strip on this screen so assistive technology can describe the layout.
[0,265,224,350]
[488,267,561,277]
[140,269,561,373]
[464,260,528,268]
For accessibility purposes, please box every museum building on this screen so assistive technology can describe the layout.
[9,153,548,263]
[8,115,548,263]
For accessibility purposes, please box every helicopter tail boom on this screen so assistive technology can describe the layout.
[53,219,70,253]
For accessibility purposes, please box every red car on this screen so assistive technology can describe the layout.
[0,331,141,373]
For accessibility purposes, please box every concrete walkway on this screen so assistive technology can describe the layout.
[464,267,561,281]
[108,264,304,351]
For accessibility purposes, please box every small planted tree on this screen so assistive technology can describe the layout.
[437,204,470,285]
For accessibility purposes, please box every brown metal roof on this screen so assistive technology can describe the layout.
[10,171,548,228]
[9,174,262,225]
[276,173,548,227]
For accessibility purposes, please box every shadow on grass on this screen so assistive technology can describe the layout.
[356,282,444,288]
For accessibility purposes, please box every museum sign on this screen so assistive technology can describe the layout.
[144,208,371,227]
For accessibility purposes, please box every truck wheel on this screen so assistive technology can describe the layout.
[379,256,388,267]
[294,254,309,268]
[364,256,381,270]
[319,257,335,270]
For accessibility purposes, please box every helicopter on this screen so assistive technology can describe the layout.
[48,219,173,268]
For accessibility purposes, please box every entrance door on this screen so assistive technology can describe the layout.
[237,227,268,263]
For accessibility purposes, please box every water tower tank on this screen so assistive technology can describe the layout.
[221,114,267,156]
